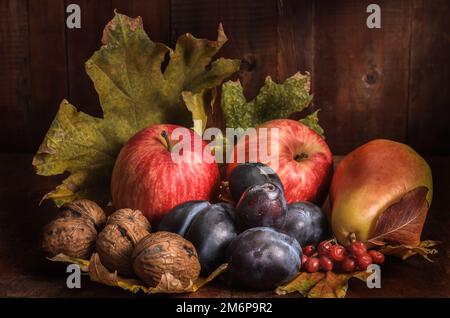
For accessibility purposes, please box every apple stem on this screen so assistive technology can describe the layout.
[161,130,172,152]
[294,153,308,162]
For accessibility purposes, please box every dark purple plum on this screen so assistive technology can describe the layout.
[235,182,287,232]
[158,200,210,236]
[276,202,329,246]
[225,227,301,290]
[213,202,236,221]
[229,163,284,203]
[185,204,237,276]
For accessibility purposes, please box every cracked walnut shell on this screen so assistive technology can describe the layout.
[42,217,97,259]
[60,199,106,230]
[132,232,201,287]
[96,217,150,276]
[106,208,151,231]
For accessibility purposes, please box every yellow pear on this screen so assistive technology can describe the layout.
[330,139,432,245]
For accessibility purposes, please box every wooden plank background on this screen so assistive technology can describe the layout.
[0,0,449,155]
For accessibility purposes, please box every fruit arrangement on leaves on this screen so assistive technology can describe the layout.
[158,162,329,289]
[35,12,439,298]
[42,201,212,293]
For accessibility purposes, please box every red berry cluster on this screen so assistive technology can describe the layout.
[301,240,385,273]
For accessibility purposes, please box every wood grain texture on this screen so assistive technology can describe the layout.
[28,0,68,152]
[0,0,31,152]
[313,0,412,154]
[65,0,114,117]
[276,0,314,80]
[408,0,450,155]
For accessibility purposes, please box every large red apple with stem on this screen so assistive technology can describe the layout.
[227,119,333,205]
[111,124,220,226]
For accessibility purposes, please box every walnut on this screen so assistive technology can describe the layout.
[106,208,151,231]
[96,218,150,276]
[42,217,97,259]
[132,232,201,287]
[61,199,106,230]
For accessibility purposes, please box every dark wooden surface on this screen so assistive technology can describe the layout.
[0,154,448,297]
[0,0,449,155]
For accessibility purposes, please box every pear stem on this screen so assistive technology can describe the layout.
[161,130,172,152]
[349,232,357,244]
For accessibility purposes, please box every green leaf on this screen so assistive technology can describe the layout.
[182,88,217,135]
[32,12,239,206]
[221,72,315,129]
[299,110,324,138]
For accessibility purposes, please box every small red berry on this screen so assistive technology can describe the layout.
[348,241,367,257]
[368,250,385,264]
[304,257,320,273]
[302,245,315,257]
[301,255,309,266]
[356,253,373,270]
[341,257,356,272]
[330,245,346,262]
[317,241,332,256]
[319,255,334,272]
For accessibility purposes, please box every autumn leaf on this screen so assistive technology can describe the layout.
[299,110,324,137]
[379,240,440,262]
[368,187,429,246]
[189,263,229,292]
[50,253,228,294]
[88,253,148,293]
[220,72,321,134]
[49,253,90,272]
[275,271,370,298]
[32,12,240,207]
[182,88,217,135]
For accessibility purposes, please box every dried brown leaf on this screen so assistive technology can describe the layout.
[48,253,90,272]
[89,253,147,293]
[275,271,370,298]
[48,253,227,294]
[191,263,229,292]
[150,273,191,293]
[379,240,440,262]
[368,187,429,246]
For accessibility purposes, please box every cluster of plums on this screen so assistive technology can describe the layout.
[159,163,329,290]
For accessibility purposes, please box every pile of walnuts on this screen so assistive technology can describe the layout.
[42,200,200,288]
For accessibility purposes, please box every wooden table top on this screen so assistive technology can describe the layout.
[0,154,448,298]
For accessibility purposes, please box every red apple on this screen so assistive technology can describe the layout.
[111,124,220,226]
[227,119,333,204]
